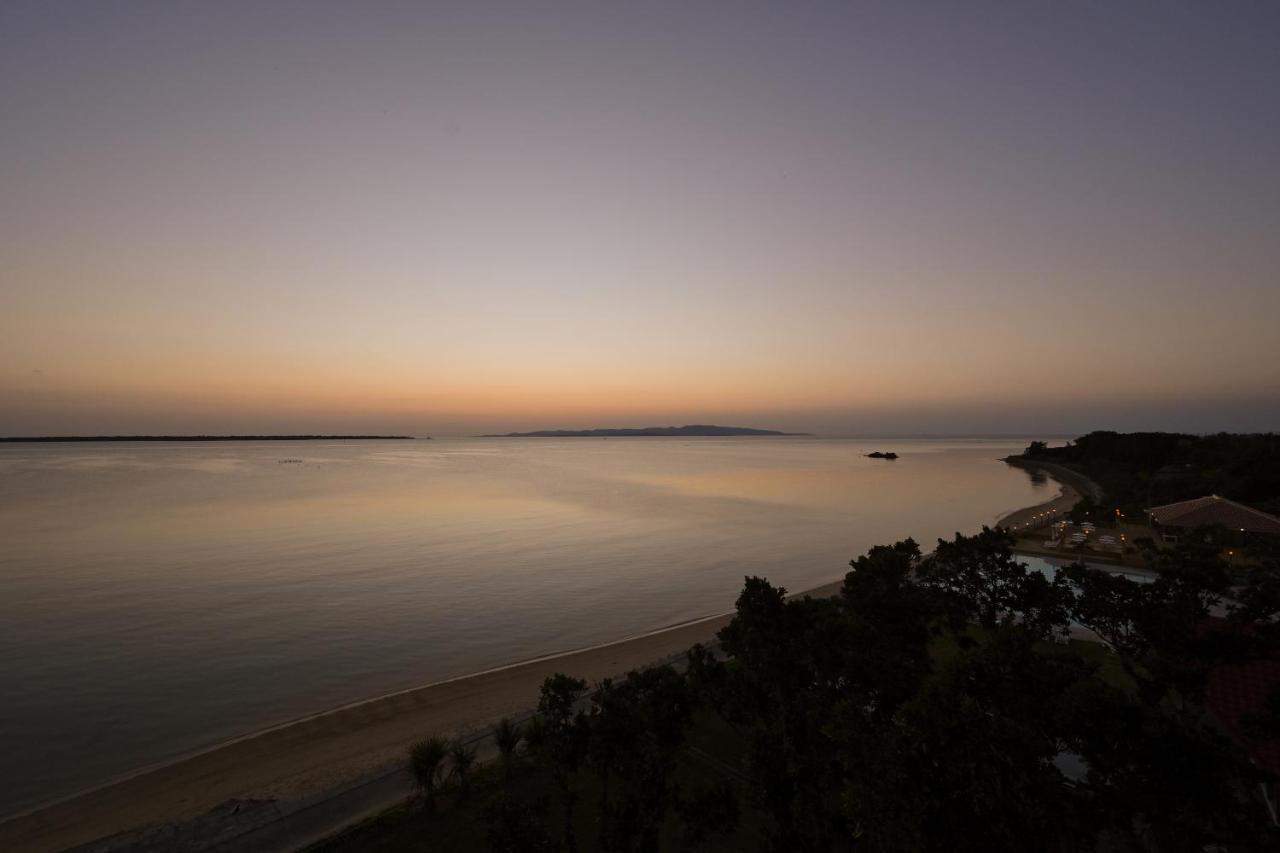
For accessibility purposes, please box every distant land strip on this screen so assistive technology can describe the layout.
[480,424,809,437]
[0,435,416,443]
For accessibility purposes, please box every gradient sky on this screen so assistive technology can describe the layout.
[3,1,1278,436]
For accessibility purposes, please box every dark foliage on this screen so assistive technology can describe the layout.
[529,674,589,852]
[492,717,523,784]
[491,531,1280,851]
[409,736,448,812]
[451,739,479,798]
[484,795,557,853]
[1026,431,1280,515]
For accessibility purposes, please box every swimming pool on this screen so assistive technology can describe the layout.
[1014,553,1155,632]
[1016,553,1155,585]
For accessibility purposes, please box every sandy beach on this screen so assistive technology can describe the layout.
[995,480,1082,531]
[0,587,829,853]
[0,466,1071,853]
[1,574,833,853]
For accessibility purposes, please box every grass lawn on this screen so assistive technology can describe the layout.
[1066,638,1136,692]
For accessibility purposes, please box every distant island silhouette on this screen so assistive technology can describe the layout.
[0,435,416,443]
[480,425,809,438]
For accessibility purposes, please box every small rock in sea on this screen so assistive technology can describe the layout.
[866,451,899,460]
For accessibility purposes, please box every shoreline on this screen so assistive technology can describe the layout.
[0,436,416,443]
[994,457,1106,537]
[1,471,1069,853]
[994,479,1081,531]
[0,607,745,825]
[0,588,847,853]
[1000,456,1103,503]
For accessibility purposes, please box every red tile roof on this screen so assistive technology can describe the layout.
[1205,657,1280,777]
[1146,495,1280,536]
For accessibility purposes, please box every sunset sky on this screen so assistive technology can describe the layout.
[3,2,1278,436]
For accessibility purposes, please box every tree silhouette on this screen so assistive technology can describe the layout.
[484,795,557,853]
[408,736,448,812]
[591,666,699,852]
[531,674,588,853]
[449,738,478,799]
[491,716,523,785]
[486,531,1280,851]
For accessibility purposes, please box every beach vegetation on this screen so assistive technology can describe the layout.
[1023,431,1280,517]
[408,736,448,812]
[585,665,707,851]
[530,674,589,852]
[491,717,523,784]
[484,795,557,852]
[450,739,479,799]
[322,530,1280,852]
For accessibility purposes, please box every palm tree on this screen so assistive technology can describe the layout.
[409,736,448,812]
[449,738,478,798]
[491,717,523,783]
[523,714,548,754]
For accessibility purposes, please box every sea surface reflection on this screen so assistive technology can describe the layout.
[0,437,1051,814]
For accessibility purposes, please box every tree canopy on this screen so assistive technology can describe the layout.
[497,529,1279,851]
[1025,431,1280,515]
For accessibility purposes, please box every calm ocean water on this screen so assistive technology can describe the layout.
[0,437,1051,815]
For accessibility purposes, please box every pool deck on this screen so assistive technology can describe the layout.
[1010,520,1159,570]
